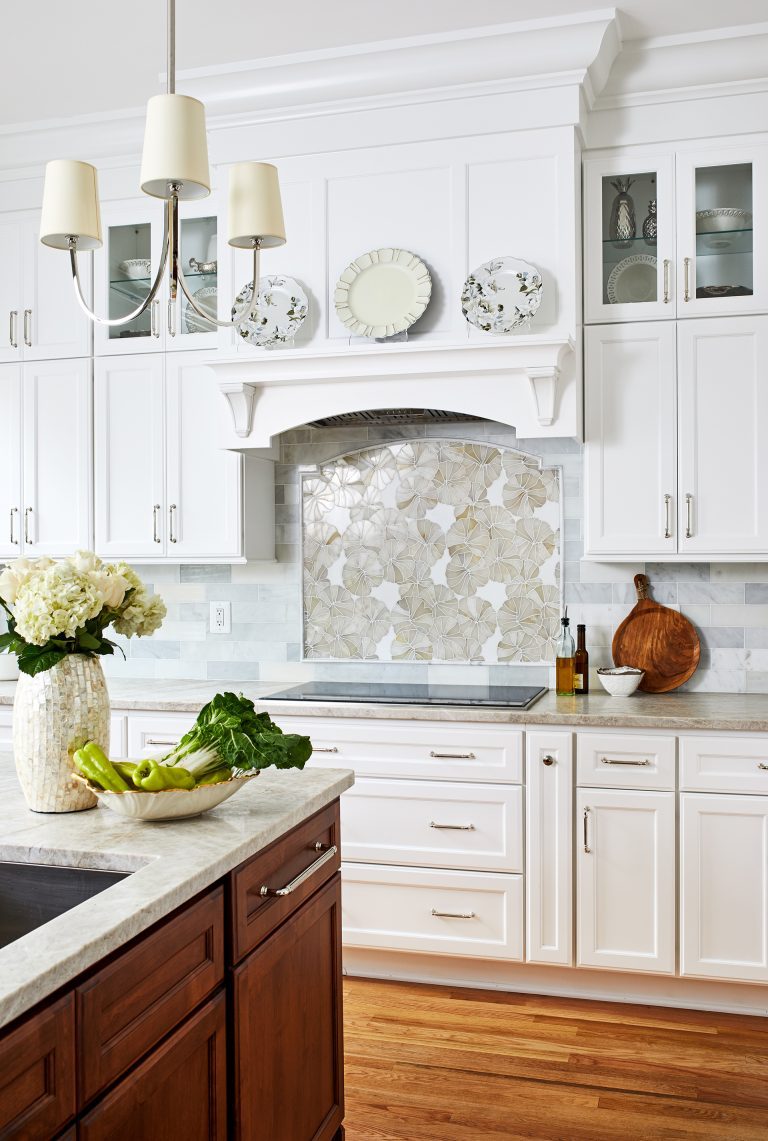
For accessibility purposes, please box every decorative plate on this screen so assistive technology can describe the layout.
[232,275,309,348]
[461,257,543,334]
[73,772,257,822]
[606,253,657,304]
[334,248,432,339]
[184,284,217,333]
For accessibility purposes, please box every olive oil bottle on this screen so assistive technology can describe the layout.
[555,614,575,696]
[574,623,589,694]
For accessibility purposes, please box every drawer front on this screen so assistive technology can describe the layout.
[77,887,224,1104]
[577,731,676,790]
[230,801,340,963]
[341,779,522,872]
[0,994,75,1140]
[341,864,523,959]
[109,714,126,759]
[681,735,768,794]
[126,713,197,759]
[284,716,522,782]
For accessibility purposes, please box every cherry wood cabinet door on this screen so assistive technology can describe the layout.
[233,874,344,1141]
[0,993,75,1140]
[79,991,227,1141]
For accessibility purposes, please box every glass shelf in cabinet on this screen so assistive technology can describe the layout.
[109,270,217,304]
[695,228,753,257]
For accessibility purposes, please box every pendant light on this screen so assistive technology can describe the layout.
[38,0,285,332]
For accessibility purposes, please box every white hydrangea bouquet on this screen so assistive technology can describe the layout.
[0,551,166,677]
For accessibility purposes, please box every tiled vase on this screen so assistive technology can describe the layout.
[13,654,108,813]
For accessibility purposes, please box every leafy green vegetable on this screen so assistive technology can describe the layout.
[161,691,312,776]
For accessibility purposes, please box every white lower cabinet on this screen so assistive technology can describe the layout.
[526,731,573,966]
[126,713,196,759]
[0,710,12,748]
[577,787,676,974]
[681,793,768,983]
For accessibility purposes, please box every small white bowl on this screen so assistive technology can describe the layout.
[597,667,645,697]
[118,258,151,280]
[73,772,257,821]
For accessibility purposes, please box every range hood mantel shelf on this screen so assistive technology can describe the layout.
[210,337,575,445]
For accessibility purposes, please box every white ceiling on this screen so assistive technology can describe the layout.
[2,0,767,128]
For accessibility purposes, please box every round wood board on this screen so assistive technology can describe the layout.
[612,601,700,693]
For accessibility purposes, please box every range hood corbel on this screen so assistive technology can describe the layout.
[210,336,576,446]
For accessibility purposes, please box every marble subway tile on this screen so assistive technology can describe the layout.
[154,621,207,643]
[565,583,613,604]
[206,662,262,681]
[645,562,710,581]
[158,583,207,603]
[682,669,746,693]
[131,640,181,660]
[711,604,768,627]
[746,584,768,603]
[746,672,768,693]
[712,562,768,583]
[746,628,768,649]
[678,583,745,604]
[231,642,289,663]
[578,561,645,584]
[179,565,232,583]
[155,660,207,680]
[698,627,745,649]
[613,582,677,605]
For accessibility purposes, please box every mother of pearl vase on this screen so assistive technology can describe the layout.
[12,654,109,812]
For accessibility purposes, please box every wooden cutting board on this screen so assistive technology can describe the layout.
[612,573,700,693]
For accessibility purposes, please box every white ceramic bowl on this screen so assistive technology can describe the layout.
[597,667,645,697]
[118,258,151,280]
[73,772,257,821]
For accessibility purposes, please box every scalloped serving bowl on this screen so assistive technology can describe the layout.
[73,772,257,821]
[118,258,151,280]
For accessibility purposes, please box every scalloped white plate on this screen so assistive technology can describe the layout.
[334,248,432,339]
[606,253,657,305]
[73,772,257,821]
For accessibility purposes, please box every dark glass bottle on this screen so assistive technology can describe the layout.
[574,624,589,695]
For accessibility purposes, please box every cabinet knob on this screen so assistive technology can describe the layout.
[542,755,555,766]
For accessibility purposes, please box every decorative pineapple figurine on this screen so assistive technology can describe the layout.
[609,177,636,248]
[642,199,657,246]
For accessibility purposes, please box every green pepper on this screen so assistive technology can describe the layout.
[73,742,131,793]
[132,759,195,792]
[113,761,138,783]
[195,768,231,786]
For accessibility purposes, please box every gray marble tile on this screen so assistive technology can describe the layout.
[698,627,744,650]
[645,562,710,581]
[746,584,768,603]
[746,628,768,649]
[678,583,745,604]
[613,582,677,605]
[565,583,613,604]
[746,672,768,693]
[130,640,181,660]
[180,565,233,583]
[206,662,262,681]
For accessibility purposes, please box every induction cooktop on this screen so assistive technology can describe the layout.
[265,682,547,709]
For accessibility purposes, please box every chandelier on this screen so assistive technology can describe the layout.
[38,0,284,333]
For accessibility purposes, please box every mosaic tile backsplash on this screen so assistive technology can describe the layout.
[94,418,768,694]
[301,440,561,662]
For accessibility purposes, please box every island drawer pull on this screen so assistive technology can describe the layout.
[601,757,650,767]
[314,746,339,754]
[430,750,476,760]
[431,908,475,920]
[145,737,180,747]
[259,844,338,897]
[583,807,591,853]
[429,821,475,831]
[759,763,768,771]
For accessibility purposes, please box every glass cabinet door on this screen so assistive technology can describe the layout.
[170,210,218,351]
[584,155,675,324]
[94,201,165,355]
[676,147,767,317]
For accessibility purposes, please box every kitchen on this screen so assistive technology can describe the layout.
[1,0,768,1137]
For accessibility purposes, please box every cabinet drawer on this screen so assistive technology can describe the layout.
[0,994,75,1140]
[288,716,522,782]
[341,864,523,959]
[681,735,768,794]
[341,779,522,872]
[230,802,340,963]
[126,713,196,759]
[577,732,676,790]
[77,887,224,1104]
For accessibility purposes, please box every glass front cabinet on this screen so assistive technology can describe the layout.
[93,197,220,355]
[584,144,768,323]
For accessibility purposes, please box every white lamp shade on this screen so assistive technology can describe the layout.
[40,160,102,250]
[228,162,286,248]
[140,94,210,201]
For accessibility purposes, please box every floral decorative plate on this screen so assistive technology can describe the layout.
[461,257,543,334]
[232,275,308,348]
[184,284,217,333]
[606,253,657,304]
[334,248,432,339]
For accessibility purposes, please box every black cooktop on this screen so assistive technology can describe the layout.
[266,682,547,709]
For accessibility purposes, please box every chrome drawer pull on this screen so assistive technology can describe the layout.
[9,310,17,349]
[759,764,768,771]
[429,821,475,831]
[583,807,591,854]
[431,908,475,920]
[259,844,337,897]
[9,507,18,545]
[314,746,339,754]
[145,737,180,747]
[430,750,476,760]
[601,757,650,767]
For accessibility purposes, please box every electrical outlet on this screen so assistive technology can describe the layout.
[209,601,231,634]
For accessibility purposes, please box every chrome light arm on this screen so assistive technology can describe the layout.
[177,239,261,329]
[68,217,170,327]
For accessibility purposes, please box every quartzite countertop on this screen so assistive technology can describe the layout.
[4,679,768,733]
[0,760,353,1031]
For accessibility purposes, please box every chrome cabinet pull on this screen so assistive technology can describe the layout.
[169,503,177,543]
[314,746,339,754]
[683,257,691,302]
[583,807,591,854]
[429,821,475,831]
[151,299,160,337]
[430,750,476,760]
[167,299,176,337]
[145,737,180,747]
[23,309,31,347]
[259,844,338,897]
[685,493,693,538]
[152,503,161,543]
[663,259,671,303]
[9,507,18,545]
[601,757,650,767]
[9,310,17,349]
[431,908,475,920]
[23,507,32,545]
[758,763,768,771]
[542,754,555,767]
[663,493,672,539]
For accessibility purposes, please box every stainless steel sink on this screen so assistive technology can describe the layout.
[0,862,129,948]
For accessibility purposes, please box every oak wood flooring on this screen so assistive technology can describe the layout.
[342,978,768,1140]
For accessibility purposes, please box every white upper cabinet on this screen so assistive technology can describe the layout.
[584,142,768,324]
[0,213,91,363]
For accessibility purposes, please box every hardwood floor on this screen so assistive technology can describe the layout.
[342,978,768,1140]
